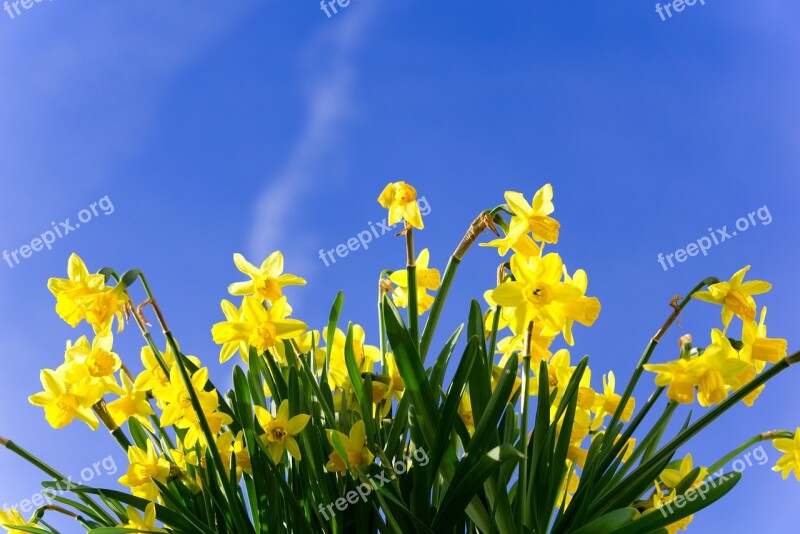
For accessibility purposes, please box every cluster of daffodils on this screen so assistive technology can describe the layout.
[5,181,800,534]
[644,268,786,408]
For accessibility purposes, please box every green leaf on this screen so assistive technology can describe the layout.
[382,296,439,446]
[571,508,640,534]
[431,445,524,531]
[612,473,742,534]
[428,337,479,479]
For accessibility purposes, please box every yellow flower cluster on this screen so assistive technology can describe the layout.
[644,266,787,408]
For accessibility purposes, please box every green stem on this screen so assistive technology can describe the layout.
[1,438,116,525]
[707,430,794,474]
[420,210,494,361]
[420,256,460,361]
[406,227,420,351]
[518,321,534,528]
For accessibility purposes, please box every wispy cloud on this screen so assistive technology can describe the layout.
[247,6,377,274]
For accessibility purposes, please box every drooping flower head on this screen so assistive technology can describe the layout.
[378,182,424,229]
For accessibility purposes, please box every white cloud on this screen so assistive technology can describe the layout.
[247,5,378,274]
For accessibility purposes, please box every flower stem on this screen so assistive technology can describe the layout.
[419,211,495,360]
[406,224,419,351]
[707,430,793,475]
[1,438,116,525]
[518,320,534,528]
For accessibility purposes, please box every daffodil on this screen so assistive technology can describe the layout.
[47,253,128,335]
[377,181,424,229]
[216,430,252,479]
[118,442,171,502]
[503,185,560,244]
[254,400,310,464]
[118,503,166,533]
[644,358,698,404]
[0,509,37,534]
[325,325,381,391]
[212,296,307,363]
[740,307,787,365]
[28,369,101,430]
[153,367,219,429]
[107,371,155,431]
[491,253,582,335]
[134,344,200,395]
[325,420,374,475]
[660,454,708,490]
[693,265,771,328]
[459,393,475,435]
[558,267,601,346]
[480,230,541,258]
[176,410,234,450]
[227,252,306,304]
[61,335,123,396]
[389,248,441,314]
[693,329,749,407]
[591,372,635,430]
[772,428,800,480]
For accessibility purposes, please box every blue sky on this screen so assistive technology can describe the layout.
[1,1,799,532]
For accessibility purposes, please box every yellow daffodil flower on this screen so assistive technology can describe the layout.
[216,430,252,480]
[591,372,635,430]
[693,329,749,407]
[169,441,199,471]
[28,369,101,430]
[176,409,233,450]
[504,185,560,244]
[61,335,123,396]
[644,357,698,404]
[740,307,787,365]
[660,454,708,490]
[107,371,155,432]
[491,253,582,335]
[325,325,381,391]
[693,265,771,328]
[153,367,218,429]
[118,442,171,502]
[558,267,601,346]
[212,296,307,363]
[228,252,306,304]
[772,428,800,480]
[118,503,166,533]
[480,228,541,258]
[0,509,37,533]
[134,344,201,396]
[325,420,374,475]
[459,394,475,435]
[377,181,424,229]
[47,253,128,335]
[254,400,310,464]
[389,248,441,314]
